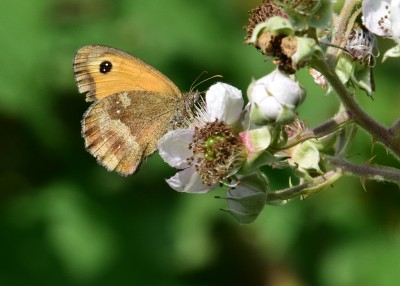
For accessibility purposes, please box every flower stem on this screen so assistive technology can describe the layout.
[311,57,400,158]
[266,170,342,201]
[326,155,400,184]
[266,154,400,203]
[389,119,400,138]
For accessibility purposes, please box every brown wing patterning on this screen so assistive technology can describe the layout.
[82,91,182,175]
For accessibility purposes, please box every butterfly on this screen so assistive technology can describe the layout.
[73,45,198,175]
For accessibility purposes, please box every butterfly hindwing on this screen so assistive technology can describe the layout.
[82,91,180,175]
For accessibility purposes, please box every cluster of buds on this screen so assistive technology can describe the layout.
[248,69,305,124]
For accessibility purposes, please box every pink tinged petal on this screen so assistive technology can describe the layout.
[240,127,271,153]
[362,0,392,37]
[166,166,211,193]
[157,129,194,169]
[206,82,244,125]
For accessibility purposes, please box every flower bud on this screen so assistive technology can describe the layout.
[248,69,306,124]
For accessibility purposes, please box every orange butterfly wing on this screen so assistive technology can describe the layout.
[73,45,181,101]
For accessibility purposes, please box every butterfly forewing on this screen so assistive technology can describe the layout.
[73,45,182,102]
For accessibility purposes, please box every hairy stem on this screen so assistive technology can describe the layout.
[326,156,400,184]
[328,0,360,64]
[266,154,400,203]
[266,170,342,201]
[311,57,400,158]
[389,119,400,138]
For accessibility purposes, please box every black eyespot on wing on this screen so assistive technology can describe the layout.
[100,61,112,74]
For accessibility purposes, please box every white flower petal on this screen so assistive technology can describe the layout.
[157,129,194,169]
[166,166,211,193]
[391,0,400,43]
[266,71,303,106]
[250,70,304,107]
[249,85,269,103]
[257,95,282,121]
[206,82,244,125]
[362,0,392,37]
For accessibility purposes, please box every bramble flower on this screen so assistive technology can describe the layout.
[248,69,306,125]
[157,83,250,193]
[362,0,400,42]
[362,0,400,61]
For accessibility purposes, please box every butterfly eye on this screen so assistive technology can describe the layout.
[99,61,112,74]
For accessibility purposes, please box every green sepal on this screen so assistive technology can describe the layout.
[221,172,269,224]
[383,45,400,62]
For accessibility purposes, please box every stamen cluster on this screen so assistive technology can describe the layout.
[347,27,376,65]
[188,120,246,186]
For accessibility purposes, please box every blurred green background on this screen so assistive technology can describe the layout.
[1,0,400,285]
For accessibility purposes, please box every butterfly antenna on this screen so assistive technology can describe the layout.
[190,72,223,92]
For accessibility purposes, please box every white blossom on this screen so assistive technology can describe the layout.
[158,83,247,193]
[363,0,400,43]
